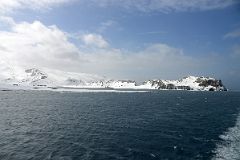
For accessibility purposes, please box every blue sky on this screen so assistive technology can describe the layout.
[0,0,240,89]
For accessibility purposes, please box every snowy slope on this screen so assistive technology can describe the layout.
[0,67,106,88]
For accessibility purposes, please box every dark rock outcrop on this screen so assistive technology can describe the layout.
[25,68,48,79]
[166,84,176,89]
[196,78,227,91]
[143,80,167,89]
[143,76,227,91]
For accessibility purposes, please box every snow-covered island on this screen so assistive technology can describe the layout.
[0,68,227,91]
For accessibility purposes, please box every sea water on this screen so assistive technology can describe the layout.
[0,90,239,160]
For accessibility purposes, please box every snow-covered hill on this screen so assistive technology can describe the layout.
[0,68,227,91]
[139,76,227,91]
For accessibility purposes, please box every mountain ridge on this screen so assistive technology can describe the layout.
[0,68,227,91]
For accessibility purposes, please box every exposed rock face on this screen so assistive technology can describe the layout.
[176,86,191,90]
[143,80,166,89]
[106,80,137,88]
[144,76,227,91]
[166,84,175,89]
[196,77,227,91]
[65,78,86,86]
[25,68,48,80]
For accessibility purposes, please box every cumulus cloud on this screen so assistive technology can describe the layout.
[0,20,220,80]
[0,20,80,70]
[81,34,109,48]
[0,0,72,14]
[86,0,238,12]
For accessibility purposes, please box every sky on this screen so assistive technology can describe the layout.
[0,0,240,89]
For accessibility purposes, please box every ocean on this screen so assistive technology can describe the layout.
[0,90,239,160]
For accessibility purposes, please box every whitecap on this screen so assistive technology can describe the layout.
[150,153,156,158]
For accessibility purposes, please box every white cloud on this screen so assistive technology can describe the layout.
[0,20,80,70]
[81,33,109,48]
[0,20,221,80]
[0,16,16,26]
[224,28,240,39]
[97,20,117,33]
[86,43,210,80]
[0,0,72,14]
[87,0,238,12]
[0,0,237,15]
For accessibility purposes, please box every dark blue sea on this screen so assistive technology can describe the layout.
[0,90,240,160]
